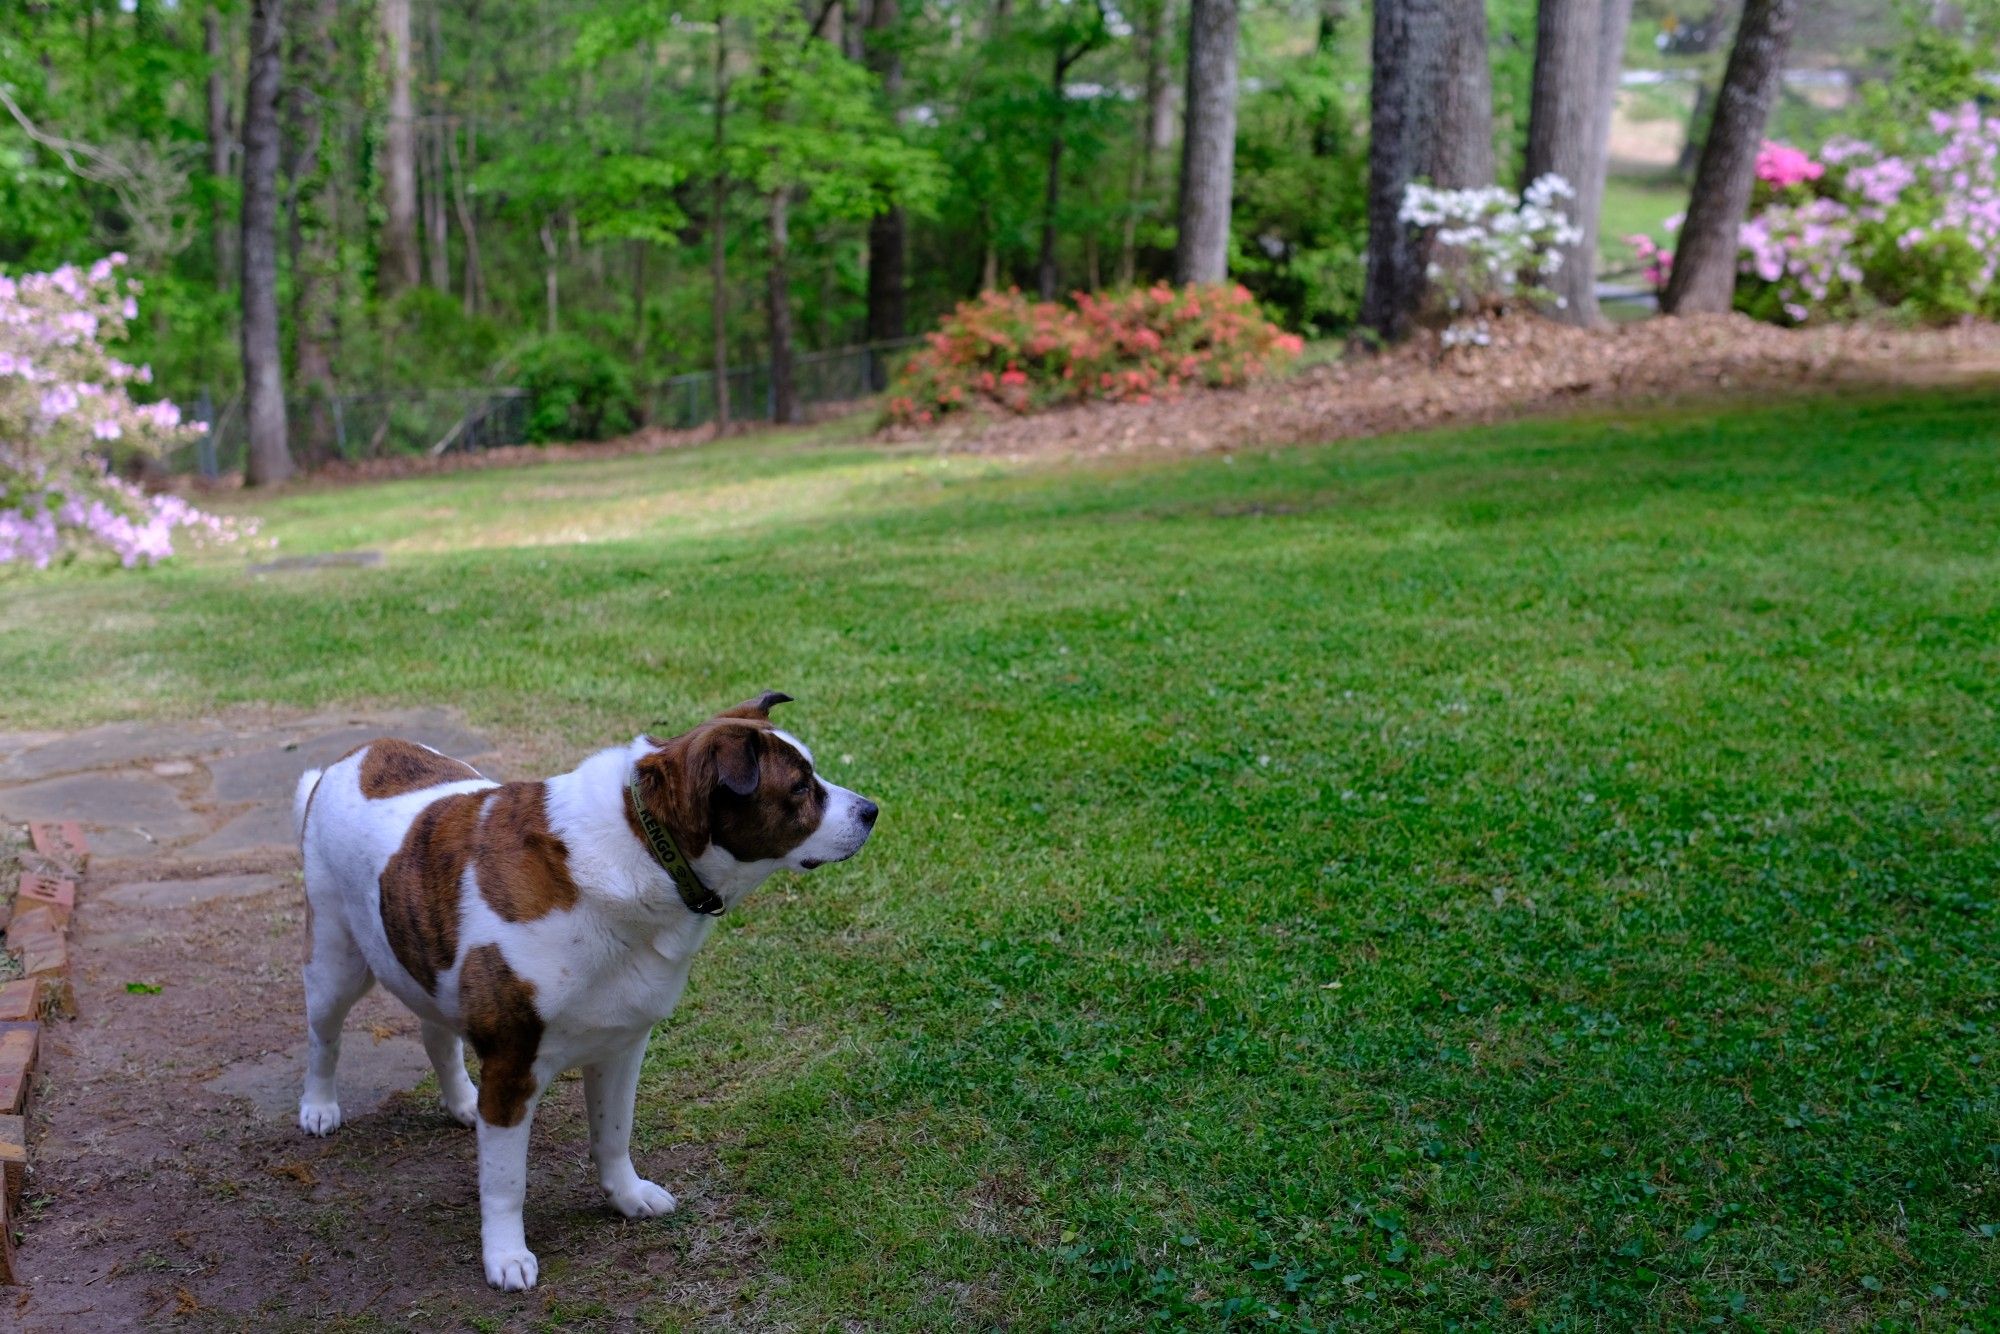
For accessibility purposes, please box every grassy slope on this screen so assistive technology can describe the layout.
[4,391,1998,1330]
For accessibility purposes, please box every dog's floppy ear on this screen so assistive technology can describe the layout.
[710,725,763,797]
[719,690,793,721]
[634,740,710,855]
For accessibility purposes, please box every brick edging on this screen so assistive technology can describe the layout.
[0,821,87,1283]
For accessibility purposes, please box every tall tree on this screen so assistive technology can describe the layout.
[1360,0,1449,339]
[1662,0,1801,313]
[1522,0,1603,326]
[1036,3,1110,300]
[379,0,420,294]
[204,7,236,293]
[711,7,733,433]
[1172,0,1238,285]
[285,0,339,464]
[1430,0,1493,190]
[1116,0,1170,286]
[241,0,291,486]
[863,0,907,384]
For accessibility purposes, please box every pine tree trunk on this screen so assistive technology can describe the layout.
[446,118,484,315]
[1430,0,1493,190]
[1172,0,1238,285]
[1662,0,1800,314]
[204,7,236,293]
[711,11,731,435]
[379,0,420,294]
[1360,0,1449,339]
[539,220,559,334]
[766,188,798,424]
[285,0,338,466]
[1037,70,1066,301]
[1574,0,1634,304]
[863,0,905,385]
[1117,0,1169,287]
[423,0,451,293]
[241,0,291,487]
[1523,0,1603,326]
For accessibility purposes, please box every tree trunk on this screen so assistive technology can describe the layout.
[539,220,559,334]
[766,188,798,424]
[1037,52,1066,301]
[1117,0,1169,286]
[863,0,905,384]
[1662,0,1800,313]
[1574,0,1634,305]
[1523,0,1603,326]
[1430,0,1493,190]
[710,11,731,435]
[1173,0,1238,285]
[285,0,338,466]
[446,118,484,315]
[241,0,291,487]
[379,0,420,295]
[1360,0,1450,339]
[423,0,451,293]
[204,7,236,293]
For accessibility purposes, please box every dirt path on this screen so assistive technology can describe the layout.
[0,718,760,1331]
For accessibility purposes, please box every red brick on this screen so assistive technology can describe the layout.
[22,942,73,1018]
[0,1185,17,1285]
[0,1025,37,1115]
[14,874,74,925]
[27,821,88,867]
[6,905,61,951]
[0,982,37,1024]
[0,1113,22,1213]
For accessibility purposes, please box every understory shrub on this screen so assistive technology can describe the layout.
[511,334,639,443]
[1712,107,2000,325]
[885,284,1304,425]
[1,256,246,569]
[1398,174,1583,346]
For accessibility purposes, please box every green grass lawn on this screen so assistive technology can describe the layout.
[5,389,1999,1329]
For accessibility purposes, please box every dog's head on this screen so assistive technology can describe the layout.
[632,691,878,878]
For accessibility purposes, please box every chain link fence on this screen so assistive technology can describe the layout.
[169,337,923,477]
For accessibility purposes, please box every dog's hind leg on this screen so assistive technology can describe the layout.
[298,911,373,1135]
[422,1019,479,1128]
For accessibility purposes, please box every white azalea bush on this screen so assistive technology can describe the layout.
[0,256,248,569]
[1399,174,1585,346]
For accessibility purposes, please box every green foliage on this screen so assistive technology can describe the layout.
[510,333,638,442]
[4,389,2000,1326]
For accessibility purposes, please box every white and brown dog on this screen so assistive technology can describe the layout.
[292,692,876,1290]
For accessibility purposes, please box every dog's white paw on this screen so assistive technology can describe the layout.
[443,1094,478,1128]
[298,1100,342,1135]
[483,1246,539,1291]
[609,1179,678,1219]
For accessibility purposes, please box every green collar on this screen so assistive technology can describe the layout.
[628,777,726,917]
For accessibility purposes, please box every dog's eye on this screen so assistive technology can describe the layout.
[791,778,811,798]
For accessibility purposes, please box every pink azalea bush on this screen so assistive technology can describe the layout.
[1731,110,2000,325]
[886,284,1304,425]
[0,256,248,569]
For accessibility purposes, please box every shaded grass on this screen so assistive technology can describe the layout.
[4,388,1998,1329]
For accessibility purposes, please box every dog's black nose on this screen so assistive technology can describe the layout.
[856,799,879,827]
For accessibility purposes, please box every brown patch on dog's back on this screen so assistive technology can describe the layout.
[379,789,492,992]
[475,782,580,922]
[359,738,481,799]
[460,944,542,1127]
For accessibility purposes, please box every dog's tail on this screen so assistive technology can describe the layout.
[293,767,325,846]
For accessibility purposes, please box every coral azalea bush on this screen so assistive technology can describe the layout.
[1,256,247,569]
[886,284,1304,425]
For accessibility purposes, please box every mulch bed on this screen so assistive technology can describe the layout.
[891,313,2000,460]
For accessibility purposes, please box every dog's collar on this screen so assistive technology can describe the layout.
[627,777,726,917]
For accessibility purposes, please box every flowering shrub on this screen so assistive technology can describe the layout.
[1399,175,1584,345]
[1734,110,2000,325]
[0,256,246,569]
[1625,232,1673,294]
[885,284,1304,425]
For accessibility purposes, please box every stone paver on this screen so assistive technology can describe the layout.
[202,1032,433,1120]
[2,776,201,842]
[182,804,296,860]
[0,720,242,783]
[99,873,285,911]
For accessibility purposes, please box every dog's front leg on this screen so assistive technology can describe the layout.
[477,1100,542,1290]
[584,1033,677,1218]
